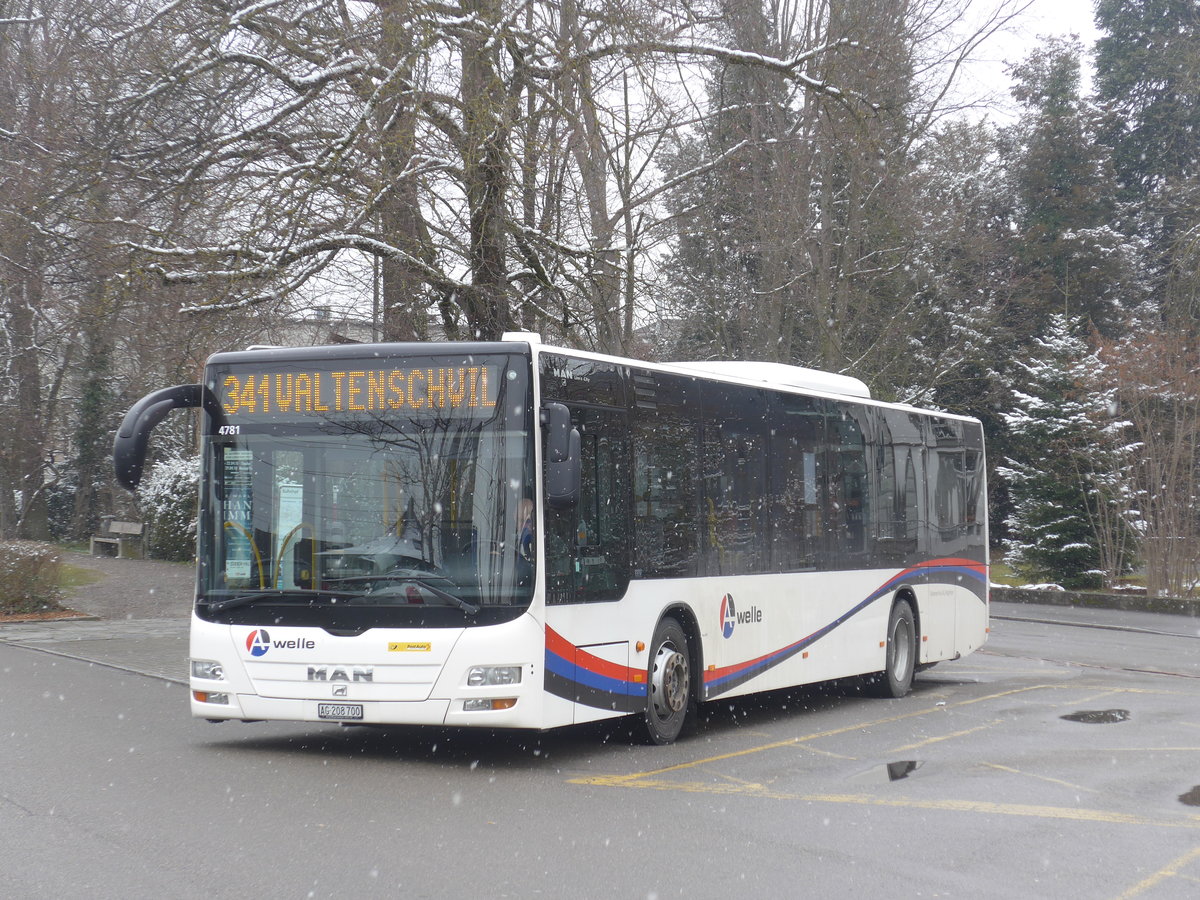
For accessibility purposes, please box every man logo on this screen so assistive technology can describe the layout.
[720,594,736,639]
[246,629,271,657]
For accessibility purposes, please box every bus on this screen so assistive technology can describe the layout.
[113,333,988,744]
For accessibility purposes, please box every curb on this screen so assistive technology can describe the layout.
[992,586,1200,618]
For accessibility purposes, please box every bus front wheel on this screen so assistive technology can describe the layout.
[868,599,916,698]
[643,617,691,744]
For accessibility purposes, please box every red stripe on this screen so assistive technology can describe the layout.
[703,637,808,684]
[915,557,988,574]
[546,626,643,683]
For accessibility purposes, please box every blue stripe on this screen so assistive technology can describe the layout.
[544,648,647,699]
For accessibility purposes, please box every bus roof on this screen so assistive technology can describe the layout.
[514,337,980,425]
[664,360,872,399]
[500,332,871,399]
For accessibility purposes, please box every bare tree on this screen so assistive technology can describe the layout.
[1,2,108,538]
[1107,330,1200,598]
[659,0,1032,395]
[111,1,857,349]
[0,0,271,539]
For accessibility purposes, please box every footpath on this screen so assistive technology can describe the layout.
[0,551,193,684]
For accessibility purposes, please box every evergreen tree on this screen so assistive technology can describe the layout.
[1000,314,1135,588]
[1094,0,1200,324]
[138,454,200,562]
[1094,0,1200,197]
[1006,37,1134,340]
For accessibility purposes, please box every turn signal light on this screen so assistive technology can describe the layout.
[463,698,517,712]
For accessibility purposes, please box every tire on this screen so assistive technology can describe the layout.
[868,599,916,698]
[643,617,692,744]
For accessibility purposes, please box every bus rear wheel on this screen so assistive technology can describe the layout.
[643,617,691,744]
[868,599,916,698]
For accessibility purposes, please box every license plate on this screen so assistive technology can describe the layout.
[318,703,363,721]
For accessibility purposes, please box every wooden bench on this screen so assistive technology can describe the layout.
[90,520,145,559]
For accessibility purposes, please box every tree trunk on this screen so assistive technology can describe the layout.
[460,0,512,340]
[377,0,434,341]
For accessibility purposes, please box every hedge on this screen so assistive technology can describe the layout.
[0,541,64,615]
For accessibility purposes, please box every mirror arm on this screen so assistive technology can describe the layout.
[113,385,226,490]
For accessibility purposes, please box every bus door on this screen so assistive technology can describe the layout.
[542,404,631,606]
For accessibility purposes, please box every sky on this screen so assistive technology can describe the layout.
[956,0,1102,116]
[991,0,1101,78]
[1017,0,1100,44]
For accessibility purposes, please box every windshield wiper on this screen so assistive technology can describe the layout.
[403,578,480,615]
[367,579,480,615]
[204,589,352,614]
[341,569,481,616]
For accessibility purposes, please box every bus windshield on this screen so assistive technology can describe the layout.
[196,351,534,629]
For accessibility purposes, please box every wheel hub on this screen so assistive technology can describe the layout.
[650,642,688,718]
[891,616,912,675]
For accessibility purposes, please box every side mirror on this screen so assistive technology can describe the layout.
[541,402,580,509]
[113,385,225,490]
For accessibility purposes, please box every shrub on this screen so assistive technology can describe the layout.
[0,541,64,615]
[139,454,200,562]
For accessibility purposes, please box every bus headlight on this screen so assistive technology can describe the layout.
[191,659,225,680]
[467,666,522,687]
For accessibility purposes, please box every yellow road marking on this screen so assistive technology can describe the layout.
[1068,689,1123,705]
[890,720,1001,752]
[567,774,1200,830]
[602,684,1057,785]
[709,771,769,791]
[1114,844,1200,898]
[570,682,1200,832]
[981,762,1096,794]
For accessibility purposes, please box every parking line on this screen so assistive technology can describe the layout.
[890,720,1002,752]
[1067,688,1123,705]
[570,774,1200,830]
[569,683,1200,832]
[980,762,1097,794]
[581,684,1057,785]
[1113,844,1200,898]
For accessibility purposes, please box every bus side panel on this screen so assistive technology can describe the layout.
[545,569,935,717]
[916,584,959,663]
[702,570,891,694]
[954,579,990,658]
[544,600,660,726]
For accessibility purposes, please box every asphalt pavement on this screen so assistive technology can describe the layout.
[0,551,192,684]
[2,551,1197,688]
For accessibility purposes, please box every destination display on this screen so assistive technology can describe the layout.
[213,363,504,419]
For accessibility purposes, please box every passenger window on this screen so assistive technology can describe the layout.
[631,371,701,579]
[825,404,870,568]
[701,384,768,575]
[770,395,824,572]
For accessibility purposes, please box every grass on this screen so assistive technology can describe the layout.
[59,562,105,591]
[990,555,1156,594]
[988,559,1025,587]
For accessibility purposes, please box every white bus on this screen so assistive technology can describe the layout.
[114,334,988,743]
